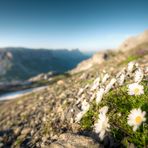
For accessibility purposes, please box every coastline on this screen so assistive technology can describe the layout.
[0,86,48,101]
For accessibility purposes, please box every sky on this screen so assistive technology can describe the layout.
[0,0,148,51]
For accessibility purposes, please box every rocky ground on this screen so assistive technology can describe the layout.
[0,46,148,148]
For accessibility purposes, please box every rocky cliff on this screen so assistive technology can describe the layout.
[118,30,148,51]
[72,30,148,74]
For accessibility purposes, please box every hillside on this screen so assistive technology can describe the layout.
[0,32,148,147]
[118,30,148,51]
[72,30,148,74]
[0,50,147,147]
[0,48,89,82]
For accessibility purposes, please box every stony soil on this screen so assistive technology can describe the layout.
[0,48,147,148]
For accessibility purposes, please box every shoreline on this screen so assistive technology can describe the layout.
[0,86,48,101]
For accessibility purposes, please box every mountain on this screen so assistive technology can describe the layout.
[71,51,110,73]
[72,30,148,73]
[0,48,89,82]
[118,30,148,51]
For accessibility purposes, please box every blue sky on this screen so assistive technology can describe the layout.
[0,0,148,51]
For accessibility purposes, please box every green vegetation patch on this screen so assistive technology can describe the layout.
[80,81,148,147]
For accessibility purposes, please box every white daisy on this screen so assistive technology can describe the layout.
[94,112,110,140]
[118,73,125,86]
[145,67,148,73]
[77,88,84,96]
[96,88,105,105]
[90,77,100,91]
[116,67,126,78]
[101,73,110,84]
[75,100,90,123]
[135,63,139,68]
[127,108,146,131]
[128,83,144,96]
[90,93,96,101]
[81,100,90,111]
[104,78,116,94]
[117,113,121,117]
[127,61,135,73]
[99,106,109,115]
[76,93,85,104]
[134,68,144,83]
[84,84,90,89]
[75,111,85,123]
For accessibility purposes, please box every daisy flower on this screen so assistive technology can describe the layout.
[76,93,85,104]
[118,73,125,86]
[101,73,110,84]
[75,100,90,123]
[116,67,126,78]
[90,77,100,91]
[117,113,121,117]
[94,111,110,140]
[104,78,116,94]
[127,61,135,73]
[128,83,144,96]
[127,108,146,131]
[77,88,84,96]
[99,106,109,115]
[75,111,85,123]
[145,67,148,73]
[135,63,139,68]
[90,93,96,101]
[134,68,144,83]
[81,100,90,111]
[96,88,105,105]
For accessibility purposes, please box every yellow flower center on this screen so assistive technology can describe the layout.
[135,116,142,124]
[134,88,140,95]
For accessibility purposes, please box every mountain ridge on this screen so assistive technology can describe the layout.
[118,30,148,51]
[72,30,148,73]
[0,48,89,82]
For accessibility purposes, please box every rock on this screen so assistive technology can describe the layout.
[51,134,58,140]
[118,30,148,51]
[0,137,3,142]
[71,123,81,133]
[21,128,31,136]
[128,143,136,148]
[0,142,4,148]
[50,133,101,148]
[57,80,65,85]
[13,127,21,135]
[39,96,44,100]
[71,51,110,73]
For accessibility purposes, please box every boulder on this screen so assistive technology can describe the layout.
[50,133,101,148]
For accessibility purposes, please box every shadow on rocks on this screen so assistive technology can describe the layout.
[77,130,124,148]
[0,128,32,148]
[0,129,14,147]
